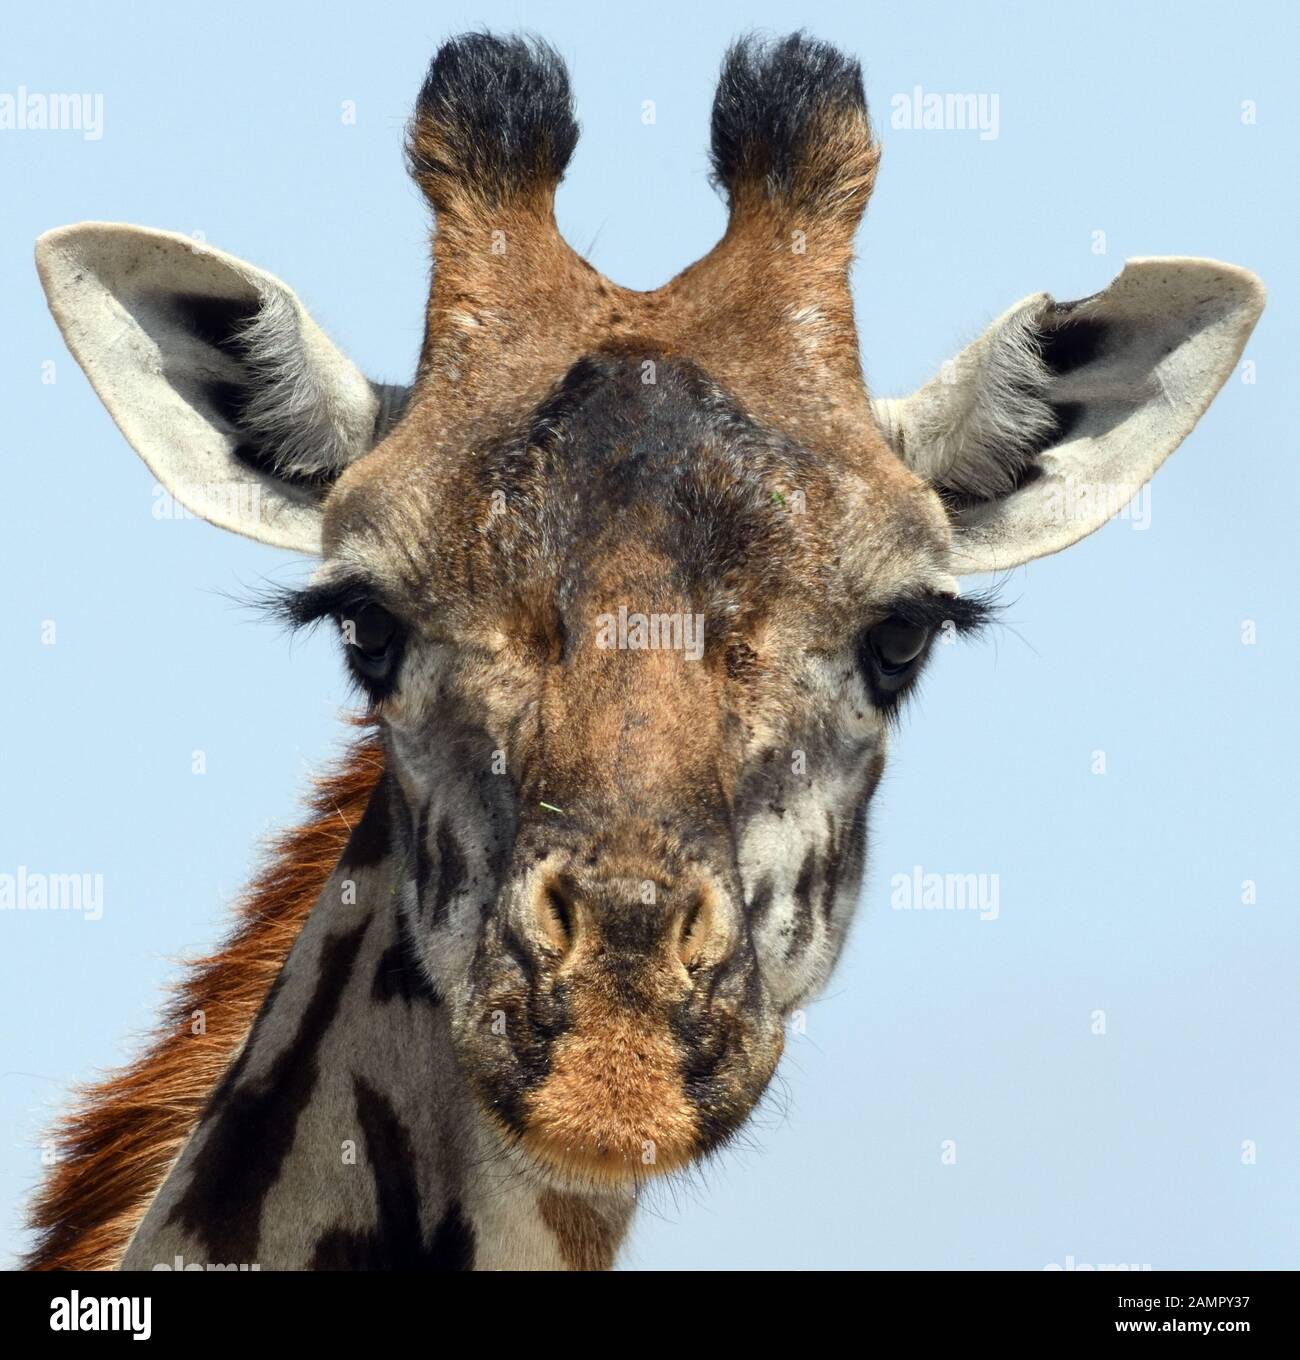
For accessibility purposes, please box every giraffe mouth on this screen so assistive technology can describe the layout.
[516,1129,698,1185]
[512,1008,703,1184]
[472,984,787,1188]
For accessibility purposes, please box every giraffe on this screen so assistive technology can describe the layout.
[27,32,1262,1271]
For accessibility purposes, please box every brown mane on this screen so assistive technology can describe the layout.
[24,733,384,1271]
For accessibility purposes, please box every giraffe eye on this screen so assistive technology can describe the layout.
[342,604,402,683]
[870,618,929,671]
[861,617,931,696]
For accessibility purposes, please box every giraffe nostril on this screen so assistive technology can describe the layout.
[535,876,577,956]
[676,890,718,970]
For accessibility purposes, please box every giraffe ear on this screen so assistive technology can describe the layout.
[872,258,1265,574]
[35,223,408,553]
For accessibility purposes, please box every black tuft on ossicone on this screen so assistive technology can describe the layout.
[408,32,579,211]
[710,31,868,206]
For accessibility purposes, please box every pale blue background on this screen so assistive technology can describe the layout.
[2,0,1295,1270]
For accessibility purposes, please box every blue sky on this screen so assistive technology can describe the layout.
[2,0,1295,1268]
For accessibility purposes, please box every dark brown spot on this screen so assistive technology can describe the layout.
[167,918,370,1261]
[340,776,392,869]
[372,909,441,1006]
[429,819,469,925]
[310,1077,475,1270]
[538,1189,629,1270]
[785,847,818,959]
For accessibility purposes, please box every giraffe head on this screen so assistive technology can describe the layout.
[38,34,1262,1186]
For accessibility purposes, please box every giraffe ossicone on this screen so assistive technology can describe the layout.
[28,32,1263,1271]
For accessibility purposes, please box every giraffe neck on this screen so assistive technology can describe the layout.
[120,774,634,1271]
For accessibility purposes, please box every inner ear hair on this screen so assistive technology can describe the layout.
[171,289,409,494]
[894,298,1112,507]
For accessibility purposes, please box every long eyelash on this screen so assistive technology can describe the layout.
[254,577,375,634]
[888,584,1004,636]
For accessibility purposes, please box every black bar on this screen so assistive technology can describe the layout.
[1,1268,1290,1344]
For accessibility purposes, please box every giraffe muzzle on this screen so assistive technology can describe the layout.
[456,845,783,1184]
